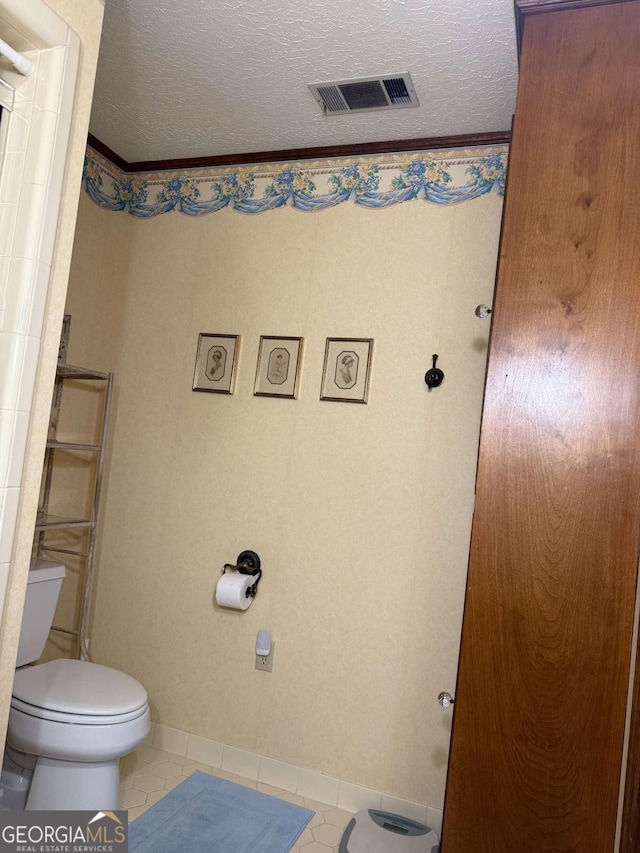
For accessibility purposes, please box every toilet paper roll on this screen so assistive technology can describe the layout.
[216,573,254,610]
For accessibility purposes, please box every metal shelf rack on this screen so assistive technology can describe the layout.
[35,315,114,661]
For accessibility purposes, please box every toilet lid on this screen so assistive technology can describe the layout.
[12,659,148,718]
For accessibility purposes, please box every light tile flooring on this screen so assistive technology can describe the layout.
[120,743,353,852]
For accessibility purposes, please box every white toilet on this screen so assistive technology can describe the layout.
[0,558,150,811]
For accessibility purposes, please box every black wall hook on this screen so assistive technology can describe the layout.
[425,354,444,391]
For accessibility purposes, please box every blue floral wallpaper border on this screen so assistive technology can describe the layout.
[83,145,508,218]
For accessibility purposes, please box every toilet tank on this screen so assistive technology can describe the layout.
[16,559,66,667]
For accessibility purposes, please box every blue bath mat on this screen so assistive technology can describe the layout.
[129,770,314,853]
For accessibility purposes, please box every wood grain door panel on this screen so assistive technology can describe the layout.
[441,4,640,850]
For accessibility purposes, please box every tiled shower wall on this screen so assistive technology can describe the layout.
[0,6,79,618]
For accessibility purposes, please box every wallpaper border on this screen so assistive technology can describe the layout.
[83,144,508,218]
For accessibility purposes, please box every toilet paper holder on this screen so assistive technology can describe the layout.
[222,550,262,599]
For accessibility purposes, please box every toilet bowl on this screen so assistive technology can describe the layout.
[0,560,150,811]
[6,658,150,811]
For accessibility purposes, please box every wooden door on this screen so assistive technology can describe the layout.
[441,3,640,850]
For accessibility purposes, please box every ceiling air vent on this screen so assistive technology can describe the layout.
[309,73,419,115]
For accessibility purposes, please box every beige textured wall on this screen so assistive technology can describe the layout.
[65,186,501,807]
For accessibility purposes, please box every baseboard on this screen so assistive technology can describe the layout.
[148,721,443,835]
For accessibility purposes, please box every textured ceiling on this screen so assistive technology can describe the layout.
[89,0,519,163]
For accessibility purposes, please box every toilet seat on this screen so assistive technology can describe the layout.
[11,659,148,724]
[10,697,148,725]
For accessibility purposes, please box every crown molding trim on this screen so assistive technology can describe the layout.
[87,134,130,172]
[87,130,511,174]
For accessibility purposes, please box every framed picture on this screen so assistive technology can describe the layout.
[321,338,374,403]
[192,333,240,394]
[254,336,304,399]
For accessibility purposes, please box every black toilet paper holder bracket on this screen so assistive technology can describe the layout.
[223,550,262,598]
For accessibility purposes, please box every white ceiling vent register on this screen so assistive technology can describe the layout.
[308,73,419,115]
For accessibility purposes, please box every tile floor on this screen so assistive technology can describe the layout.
[120,743,354,852]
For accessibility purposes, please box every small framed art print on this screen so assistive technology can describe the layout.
[192,333,240,394]
[321,338,374,403]
[254,336,304,399]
